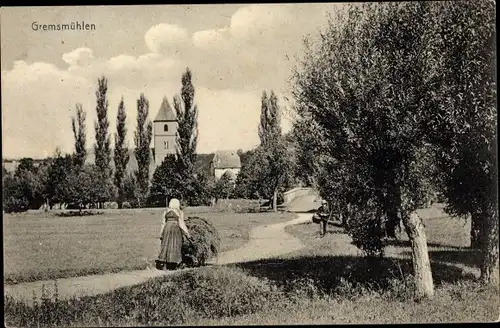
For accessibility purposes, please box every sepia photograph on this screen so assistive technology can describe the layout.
[1,2,498,326]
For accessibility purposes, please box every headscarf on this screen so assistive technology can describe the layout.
[165,198,190,238]
[169,198,181,209]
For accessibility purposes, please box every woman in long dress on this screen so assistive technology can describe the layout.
[156,198,191,270]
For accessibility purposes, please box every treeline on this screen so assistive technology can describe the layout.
[3,69,298,213]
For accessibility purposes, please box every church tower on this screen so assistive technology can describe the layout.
[153,96,178,167]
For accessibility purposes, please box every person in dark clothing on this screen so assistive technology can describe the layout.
[155,198,191,270]
[317,200,330,237]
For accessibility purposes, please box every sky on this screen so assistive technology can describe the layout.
[1,4,346,159]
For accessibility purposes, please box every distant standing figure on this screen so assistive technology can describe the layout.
[317,200,331,237]
[156,198,191,270]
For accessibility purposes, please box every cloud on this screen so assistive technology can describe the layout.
[192,28,230,50]
[6,60,70,83]
[191,4,294,50]
[187,4,300,91]
[62,47,95,67]
[144,23,190,54]
[2,60,94,159]
[229,4,293,40]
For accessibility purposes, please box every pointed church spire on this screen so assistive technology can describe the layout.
[154,96,176,122]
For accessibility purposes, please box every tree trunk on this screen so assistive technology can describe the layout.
[342,203,350,228]
[385,208,399,239]
[401,211,435,300]
[470,212,482,249]
[480,208,499,287]
[117,190,123,209]
[272,188,278,212]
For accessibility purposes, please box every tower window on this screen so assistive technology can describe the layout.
[164,141,169,149]
[164,124,169,132]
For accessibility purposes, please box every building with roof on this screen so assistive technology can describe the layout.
[153,97,178,167]
[210,150,242,180]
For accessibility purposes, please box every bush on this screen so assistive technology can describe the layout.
[182,216,220,266]
[345,207,385,258]
[3,196,30,213]
[2,174,30,213]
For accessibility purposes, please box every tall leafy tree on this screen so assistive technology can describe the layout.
[114,97,130,209]
[257,90,290,211]
[61,164,101,213]
[133,93,153,207]
[214,171,235,204]
[149,154,183,207]
[292,2,439,299]
[234,149,265,200]
[425,0,497,285]
[94,76,112,175]
[3,173,30,213]
[35,160,51,209]
[123,172,138,207]
[93,77,114,208]
[3,158,47,211]
[258,91,281,148]
[46,149,74,207]
[71,104,87,168]
[173,68,200,205]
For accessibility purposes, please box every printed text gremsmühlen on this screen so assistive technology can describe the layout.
[32,21,96,31]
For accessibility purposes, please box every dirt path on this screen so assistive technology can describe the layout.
[4,213,313,304]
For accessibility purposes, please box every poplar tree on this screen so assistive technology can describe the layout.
[172,68,200,204]
[258,90,289,211]
[94,77,112,175]
[71,103,87,168]
[134,93,153,207]
[114,97,130,209]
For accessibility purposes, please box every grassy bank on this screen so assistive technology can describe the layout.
[189,281,498,325]
[4,205,292,284]
[4,264,497,326]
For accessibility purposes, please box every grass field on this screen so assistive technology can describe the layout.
[4,206,498,326]
[193,213,497,324]
[3,203,292,284]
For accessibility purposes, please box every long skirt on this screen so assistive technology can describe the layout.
[157,219,183,265]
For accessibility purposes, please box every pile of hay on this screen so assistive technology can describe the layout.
[182,216,220,267]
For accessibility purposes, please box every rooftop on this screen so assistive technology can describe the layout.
[212,150,242,169]
[154,97,176,122]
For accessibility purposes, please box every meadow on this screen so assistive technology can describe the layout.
[4,204,498,326]
[3,200,292,284]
